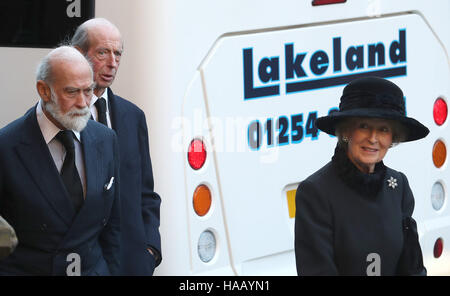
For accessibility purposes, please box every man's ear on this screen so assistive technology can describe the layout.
[36,80,51,103]
[73,45,85,54]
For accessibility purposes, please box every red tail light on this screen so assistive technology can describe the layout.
[188,139,207,170]
[433,98,448,126]
[312,0,346,6]
[434,238,444,258]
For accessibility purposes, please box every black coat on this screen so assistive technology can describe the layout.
[0,107,121,275]
[107,88,162,275]
[294,146,424,276]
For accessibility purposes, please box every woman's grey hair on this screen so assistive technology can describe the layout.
[334,117,408,148]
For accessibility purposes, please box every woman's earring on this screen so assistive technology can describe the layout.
[343,137,349,143]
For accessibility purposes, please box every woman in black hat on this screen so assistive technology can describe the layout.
[294,77,428,276]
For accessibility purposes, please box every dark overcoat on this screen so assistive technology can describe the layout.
[107,88,161,275]
[294,153,418,276]
[0,107,121,275]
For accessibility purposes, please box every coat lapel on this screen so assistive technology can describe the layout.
[79,124,102,206]
[107,88,126,136]
[14,107,75,226]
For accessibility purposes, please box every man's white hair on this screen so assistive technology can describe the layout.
[71,18,123,53]
[35,45,93,84]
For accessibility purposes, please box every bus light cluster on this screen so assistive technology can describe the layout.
[431,97,447,259]
[188,139,216,263]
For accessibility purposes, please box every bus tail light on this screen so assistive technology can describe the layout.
[434,238,444,258]
[433,97,448,126]
[198,230,216,263]
[193,185,212,216]
[188,139,207,170]
[431,182,445,211]
[432,140,447,168]
[312,0,346,6]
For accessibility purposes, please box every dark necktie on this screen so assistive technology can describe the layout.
[95,97,108,126]
[56,130,84,212]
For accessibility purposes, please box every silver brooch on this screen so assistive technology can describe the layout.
[387,176,398,189]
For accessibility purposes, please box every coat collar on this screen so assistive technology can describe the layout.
[107,88,124,133]
[331,144,387,198]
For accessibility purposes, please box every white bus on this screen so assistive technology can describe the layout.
[0,0,449,275]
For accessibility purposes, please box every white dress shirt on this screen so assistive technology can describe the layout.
[90,90,112,129]
[36,100,87,197]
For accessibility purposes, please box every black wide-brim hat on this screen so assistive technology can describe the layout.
[315,77,429,142]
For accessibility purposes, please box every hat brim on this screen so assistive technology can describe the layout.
[315,108,429,142]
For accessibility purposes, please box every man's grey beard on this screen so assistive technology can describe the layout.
[43,90,91,132]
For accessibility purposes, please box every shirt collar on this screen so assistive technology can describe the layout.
[90,89,109,111]
[36,100,81,144]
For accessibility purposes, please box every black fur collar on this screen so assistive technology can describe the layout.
[331,144,387,198]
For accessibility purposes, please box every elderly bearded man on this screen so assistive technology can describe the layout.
[0,46,121,276]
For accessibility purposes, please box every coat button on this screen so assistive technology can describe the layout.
[41,224,47,231]
[102,219,107,226]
